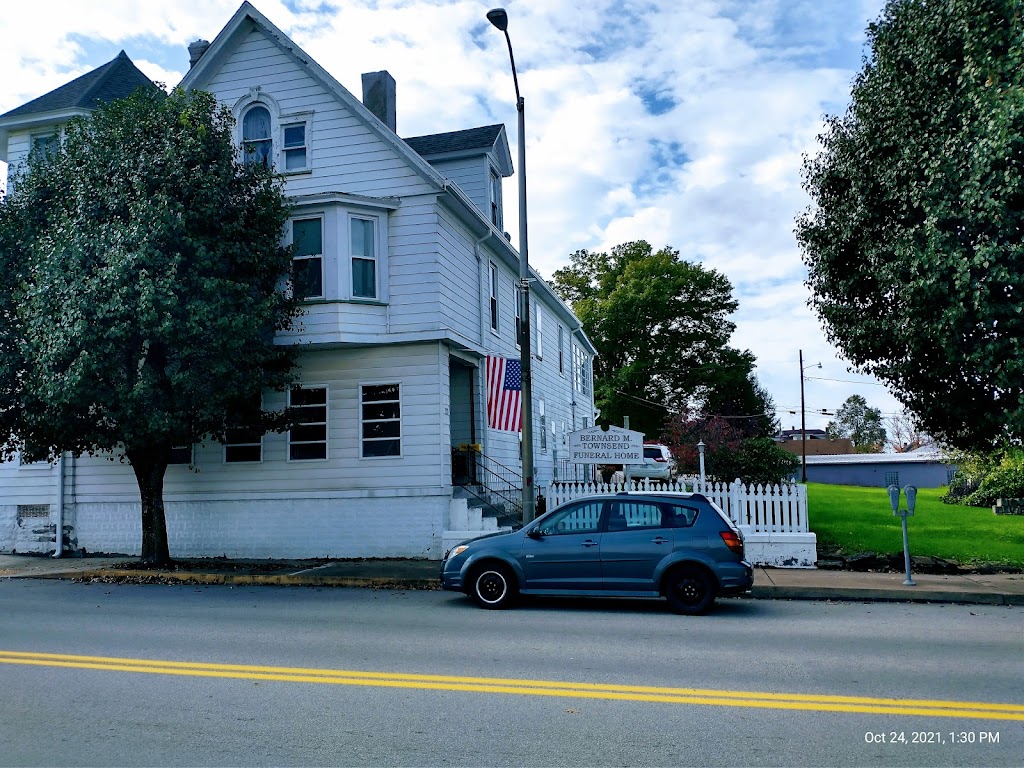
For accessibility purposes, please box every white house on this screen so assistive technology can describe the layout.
[0,2,597,560]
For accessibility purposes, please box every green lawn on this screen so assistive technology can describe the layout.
[807,483,1024,568]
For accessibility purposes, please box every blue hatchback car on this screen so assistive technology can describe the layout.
[440,491,753,614]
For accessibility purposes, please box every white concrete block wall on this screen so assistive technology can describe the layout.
[70,494,448,560]
[741,532,818,568]
[0,505,54,554]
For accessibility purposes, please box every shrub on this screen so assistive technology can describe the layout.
[710,437,799,486]
[943,447,1024,507]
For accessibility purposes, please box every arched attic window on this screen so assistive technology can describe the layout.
[242,105,272,166]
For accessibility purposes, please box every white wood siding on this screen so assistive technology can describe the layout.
[429,156,487,217]
[387,199,444,335]
[436,207,483,341]
[57,343,450,504]
[4,132,31,180]
[204,28,436,199]
[0,458,59,506]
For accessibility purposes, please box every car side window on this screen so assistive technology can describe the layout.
[668,504,700,528]
[538,501,603,535]
[607,501,665,531]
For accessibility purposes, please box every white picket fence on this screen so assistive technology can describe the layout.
[543,476,809,534]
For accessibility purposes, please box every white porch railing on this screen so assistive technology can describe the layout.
[543,476,809,534]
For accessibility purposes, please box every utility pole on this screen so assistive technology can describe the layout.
[800,349,807,483]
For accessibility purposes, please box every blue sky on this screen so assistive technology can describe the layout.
[0,0,900,436]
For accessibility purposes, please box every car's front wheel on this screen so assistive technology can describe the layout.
[663,565,717,615]
[469,562,517,609]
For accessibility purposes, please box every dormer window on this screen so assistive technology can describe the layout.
[490,171,502,229]
[242,106,272,166]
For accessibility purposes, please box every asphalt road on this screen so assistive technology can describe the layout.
[1,580,1021,767]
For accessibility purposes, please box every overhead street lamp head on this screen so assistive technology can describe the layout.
[486,8,509,31]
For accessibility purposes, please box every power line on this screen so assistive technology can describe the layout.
[805,376,888,386]
[612,390,771,420]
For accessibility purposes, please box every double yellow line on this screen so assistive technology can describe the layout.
[2,650,1022,721]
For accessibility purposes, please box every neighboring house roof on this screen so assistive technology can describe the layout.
[805,445,948,465]
[0,51,156,120]
[0,51,158,163]
[776,429,828,440]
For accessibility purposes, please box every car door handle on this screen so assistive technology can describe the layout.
[651,537,670,545]
[581,540,599,548]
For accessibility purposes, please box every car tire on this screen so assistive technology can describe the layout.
[469,562,517,609]
[663,565,717,615]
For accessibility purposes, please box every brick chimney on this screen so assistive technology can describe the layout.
[361,71,396,132]
[188,40,211,69]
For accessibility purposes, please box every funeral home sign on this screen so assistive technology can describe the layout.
[567,425,645,464]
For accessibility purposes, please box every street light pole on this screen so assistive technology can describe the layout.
[488,8,535,523]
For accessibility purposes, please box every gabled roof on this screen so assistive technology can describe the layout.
[0,51,156,120]
[404,124,514,178]
[404,124,504,155]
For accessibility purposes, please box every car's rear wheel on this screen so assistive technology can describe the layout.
[469,562,517,609]
[663,565,717,615]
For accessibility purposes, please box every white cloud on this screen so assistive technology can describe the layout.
[0,0,903,433]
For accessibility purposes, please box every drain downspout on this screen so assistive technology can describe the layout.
[52,453,64,558]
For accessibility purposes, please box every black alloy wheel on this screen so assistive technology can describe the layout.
[664,565,717,615]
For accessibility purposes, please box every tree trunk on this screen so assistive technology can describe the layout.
[127,448,171,566]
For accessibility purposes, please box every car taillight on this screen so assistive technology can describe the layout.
[719,530,744,557]
[653,456,666,462]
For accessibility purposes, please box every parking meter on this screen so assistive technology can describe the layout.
[888,485,916,586]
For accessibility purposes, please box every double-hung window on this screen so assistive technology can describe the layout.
[558,326,565,374]
[283,123,307,170]
[535,308,543,359]
[573,345,591,396]
[289,386,328,460]
[225,427,262,463]
[292,218,323,300]
[242,106,272,166]
[361,383,401,457]
[490,171,502,229]
[489,263,499,332]
[539,399,547,452]
[515,289,522,348]
[169,445,193,465]
[31,133,58,159]
[351,217,377,299]
[225,393,264,463]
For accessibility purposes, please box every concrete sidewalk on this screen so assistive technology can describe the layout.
[1,553,1022,606]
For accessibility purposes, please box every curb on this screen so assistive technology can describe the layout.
[28,569,1022,605]
[39,569,440,590]
[750,585,1024,606]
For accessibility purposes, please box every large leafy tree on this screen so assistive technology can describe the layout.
[797,0,1024,451]
[826,395,887,452]
[0,87,301,565]
[549,241,771,439]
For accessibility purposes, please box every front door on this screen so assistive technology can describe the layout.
[521,499,606,591]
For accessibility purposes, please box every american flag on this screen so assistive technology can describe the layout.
[486,355,522,432]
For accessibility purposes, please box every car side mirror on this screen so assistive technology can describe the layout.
[527,528,544,539]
